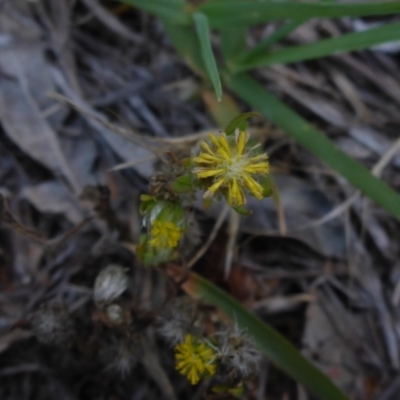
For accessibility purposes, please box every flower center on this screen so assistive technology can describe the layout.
[224,154,247,180]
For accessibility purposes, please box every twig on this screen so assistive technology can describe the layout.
[187,205,230,268]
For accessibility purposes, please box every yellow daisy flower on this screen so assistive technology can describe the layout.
[175,334,217,385]
[192,130,269,206]
[149,220,182,249]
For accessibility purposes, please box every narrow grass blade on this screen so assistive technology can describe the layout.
[185,273,349,400]
[227,73,400,222]
[235,20,400,70]
[200,1,400,27]
[220,26,247,65]
[162,20,206,77]
[120,0,189,24]
[235,18,306,66]
[193,12,223,101]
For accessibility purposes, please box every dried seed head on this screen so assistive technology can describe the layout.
[105,304,124,325]
[94,264,129,305]
[216,328,261,379]
[157,297,204,346]
[30,303,74,346]
[99,336,143,377]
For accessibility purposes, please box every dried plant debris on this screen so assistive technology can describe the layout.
[30,303,75,346]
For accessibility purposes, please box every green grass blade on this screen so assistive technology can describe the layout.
[236,20,400,70]
[193,12,223,101]
[162,19,206,77]
[220,26,247,66]
[200,1,400,27]
[119,0,189,24]
[190,273,349,400]
[235,18,306,66]
[227,73,400,222]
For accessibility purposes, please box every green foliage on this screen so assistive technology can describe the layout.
[227,73,400,221]
[120,0,188,24]
[192,273,349,400]
[236,20,400,70]
[193,12,223,101]
[224,111,260,135]
[199,1,400,27]
[169,173,195,194]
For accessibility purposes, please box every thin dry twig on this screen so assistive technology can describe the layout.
[0,194,91,248]
[187,205,230,268]
[81,0,143,44]
[224,209,240,280]
[290,134,400,232]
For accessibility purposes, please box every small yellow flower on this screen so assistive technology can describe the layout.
[149,220,182,249]
[175,334,217,385]
[192,130,269,206]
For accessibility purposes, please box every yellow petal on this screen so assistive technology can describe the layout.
[248,153,268,163]
[242,174,264,199]
[217,147,232,162]
[228,178,245,206]
[192,154,220,164]
[208,133,220,148]
[236,130,248,156]
[195,168,224,178]
[243,162,269,174]
[204,178,225,198]
[218,133,231,156]
[208,133,232,162]
[200,140,214,154]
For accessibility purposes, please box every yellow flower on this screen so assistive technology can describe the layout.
[192,130,269,206]
[175,334,217,385]
[149,220,182,249]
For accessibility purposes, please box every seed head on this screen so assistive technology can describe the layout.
[99,336,143,377]
[94,264,129,305]
[216,328,261,378]
[30,303,74,346]
[157,297,204,345]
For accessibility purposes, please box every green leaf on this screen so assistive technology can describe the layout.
[258,175,274,198]
[236,20,400,70]
[231,204,252,216]
[170,174,194,194]
[235,18,307,67]
[227,73,400,222]
[193,12,223,101]
[120,0,189,24]
[224,112,260,135]
[162,20,206,77]
[137,234,176,266]
[200,1,400,27]
[190,273,349,400]
[220,26,247,65]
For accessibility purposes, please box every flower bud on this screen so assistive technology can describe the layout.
[216,328,261,379]
[94,264,129,305]
[30,303,74,346]
[99,336,143,377]
[105,304,124,325]
[157,297,204,345]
